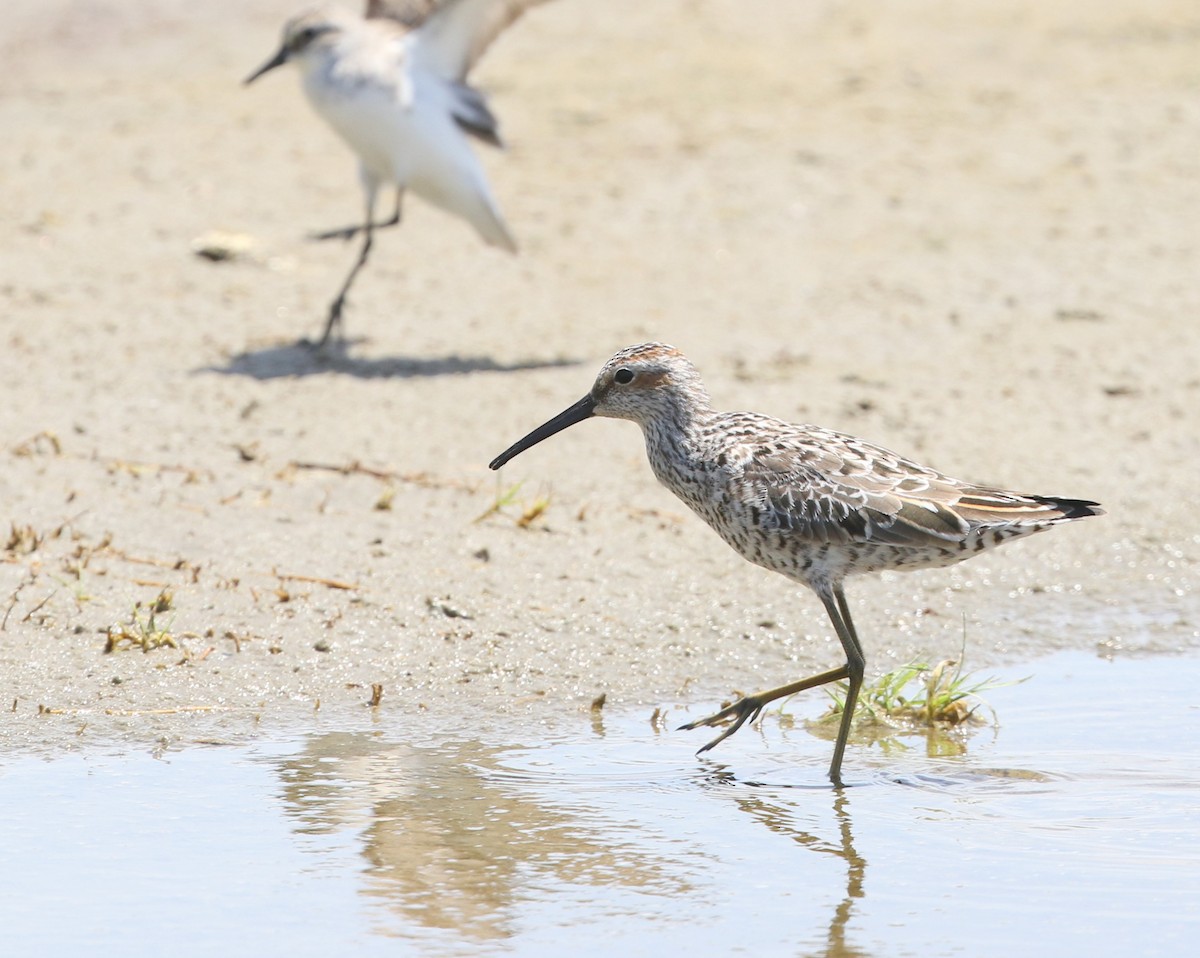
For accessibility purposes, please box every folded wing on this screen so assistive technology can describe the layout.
[738,426,1100,547]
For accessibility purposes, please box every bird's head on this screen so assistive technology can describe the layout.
[244,8,348,84]
[489,343,711,470]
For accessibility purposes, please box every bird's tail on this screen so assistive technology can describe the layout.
[437,180,518,252]
[410,160,519,253]
[953,490,1105,527]
[1028,495,1105,522]
[474,206,518,253]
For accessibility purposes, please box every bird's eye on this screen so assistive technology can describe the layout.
[292,25,324,49]
[614,368,634,385]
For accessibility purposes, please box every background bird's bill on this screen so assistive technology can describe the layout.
[489,395,596,470]
[244,46,289,85]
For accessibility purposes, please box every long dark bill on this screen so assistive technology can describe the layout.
[489,395,596,471]
[244,47,289,85]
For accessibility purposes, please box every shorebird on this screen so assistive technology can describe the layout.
[489,343,1103,785]
[244,0,550,348]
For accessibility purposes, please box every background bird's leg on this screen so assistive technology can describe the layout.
[379,188,403,228]
[309,188,403,242]
[315,182,379,348]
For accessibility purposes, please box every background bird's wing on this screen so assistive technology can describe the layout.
[365,0,439,28]
[411,0,553,80]
[448,81,503,146]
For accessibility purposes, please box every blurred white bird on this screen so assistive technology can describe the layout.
[245,0,551,348]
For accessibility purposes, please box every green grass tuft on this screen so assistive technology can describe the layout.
[805,629,1027,756]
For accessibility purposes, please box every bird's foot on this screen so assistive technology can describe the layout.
[678,694,767,754]
[297,334,345,356]
[309,213,400,243]
[297,307,346,355]
[308,224,363,243]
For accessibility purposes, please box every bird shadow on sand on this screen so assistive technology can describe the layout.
[199,340,582,381]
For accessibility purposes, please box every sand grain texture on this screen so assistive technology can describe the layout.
[1,0,1196,749]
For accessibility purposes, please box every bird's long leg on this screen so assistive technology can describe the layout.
[826,583,865,787]
[312,183,396,349]
[678,664,850,752]
[309,189,404,242]
[318,221,372,348]
[679,580,865,786]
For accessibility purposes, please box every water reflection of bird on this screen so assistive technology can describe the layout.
[274,732,689,940]
[726,781,867,957]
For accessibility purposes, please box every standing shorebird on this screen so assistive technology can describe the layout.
[244,0,550,348]
[489,343,1103,784]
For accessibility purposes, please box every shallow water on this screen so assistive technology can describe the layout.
[2,651,1197,957]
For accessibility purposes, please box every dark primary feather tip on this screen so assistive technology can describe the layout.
[1034,496,1105,520]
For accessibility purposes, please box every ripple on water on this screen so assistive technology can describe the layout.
[2,651,1198,957]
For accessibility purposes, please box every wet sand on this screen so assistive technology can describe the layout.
[1,0,1197,751]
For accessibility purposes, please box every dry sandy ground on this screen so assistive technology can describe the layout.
[1,0,1197,752]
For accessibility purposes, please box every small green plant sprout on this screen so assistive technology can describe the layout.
[821,655,1019,727]
[52,573,93,612]
[104,589,178,653]
[473,478,551,528]
[807,632,1027,756]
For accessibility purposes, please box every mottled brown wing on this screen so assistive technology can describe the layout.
[748,457,970,545]
[732,422,974,546]
[413,0,553,80]
[721,413,1095,546]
